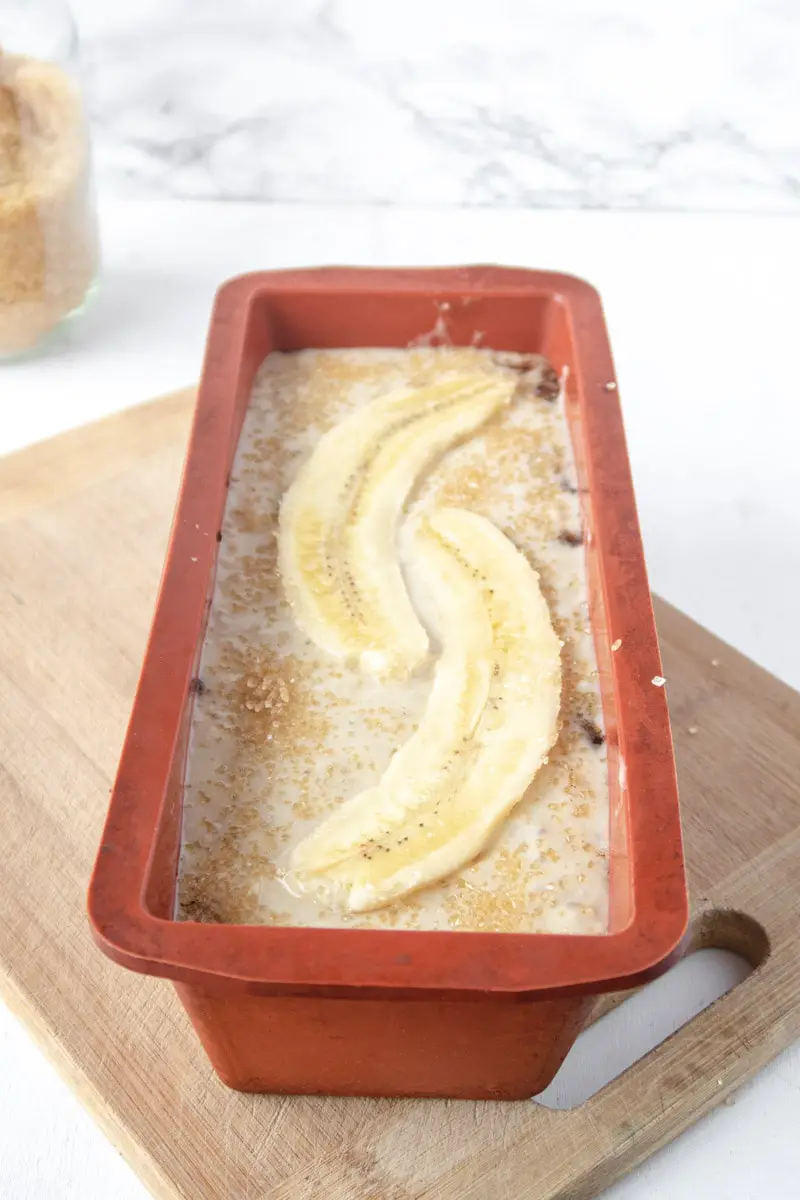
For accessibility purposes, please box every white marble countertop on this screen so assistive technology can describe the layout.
[1,198,799,1198]
[65,0,800,213]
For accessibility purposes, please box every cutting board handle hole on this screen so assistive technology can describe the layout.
[534,944,753,1110]
[688,906,770,967]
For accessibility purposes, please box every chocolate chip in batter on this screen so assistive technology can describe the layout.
[578,716,605,746]
[536,364,560,401]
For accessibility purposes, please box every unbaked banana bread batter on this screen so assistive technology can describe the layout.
[178,346,610,932]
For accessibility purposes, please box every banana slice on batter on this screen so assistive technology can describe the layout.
[290,508,562,912]
[278,377,514,678]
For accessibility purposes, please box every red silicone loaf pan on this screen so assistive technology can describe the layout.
[88,266,687,1100]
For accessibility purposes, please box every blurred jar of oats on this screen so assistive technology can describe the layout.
[0,0,99,358]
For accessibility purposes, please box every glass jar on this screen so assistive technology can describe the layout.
[0,0,99,358]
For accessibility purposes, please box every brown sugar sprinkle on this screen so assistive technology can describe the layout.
[177,642,331,922]
[180,889,225,924]
[178,347,610,933]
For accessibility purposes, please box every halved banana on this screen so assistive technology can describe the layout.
[290,508,562,912]
[278,377,514,678]
[291,524,494,877]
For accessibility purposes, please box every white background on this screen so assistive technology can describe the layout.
[1,200,799,1197]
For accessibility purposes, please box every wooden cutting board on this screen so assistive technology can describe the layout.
[1,389,800,1200]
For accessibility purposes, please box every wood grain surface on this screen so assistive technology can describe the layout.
[1,389,799,1200]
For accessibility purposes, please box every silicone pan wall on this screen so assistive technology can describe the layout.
[88,267,687,1099]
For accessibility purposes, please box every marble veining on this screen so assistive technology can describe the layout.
[72,0,800,211]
